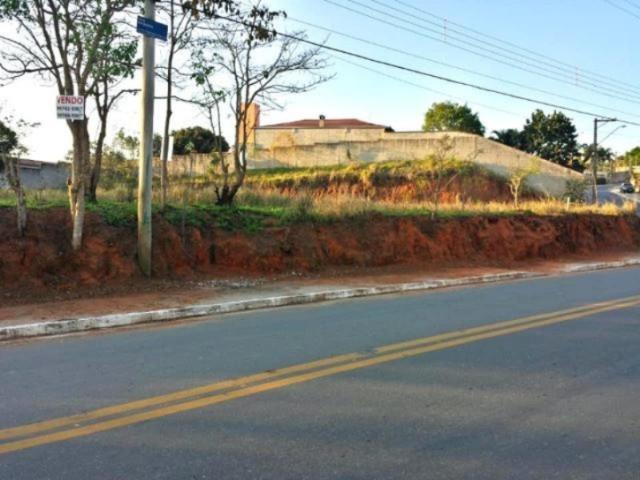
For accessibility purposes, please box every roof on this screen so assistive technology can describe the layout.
[258,118,388,130]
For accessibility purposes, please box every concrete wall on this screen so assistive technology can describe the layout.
[154,154,215,178]
[0,161,69,190]
[249,131,584,197]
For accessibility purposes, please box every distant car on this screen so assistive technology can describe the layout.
[620,182,635,194]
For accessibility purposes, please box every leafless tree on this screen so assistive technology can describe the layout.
[192,4,331,205]
[508,160,540,208]
[0,0,136,249]
[426,136,460,219]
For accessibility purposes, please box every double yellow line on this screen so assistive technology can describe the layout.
[1,294,639,455]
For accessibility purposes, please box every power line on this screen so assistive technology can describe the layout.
[324,0,640,104]
[390,0,640,94]
[205,11,640,127]
[603,0,640,20]
[330,54,521,117]
[620,0,640,10]
[287,15,640,120]
[342,0,640,101]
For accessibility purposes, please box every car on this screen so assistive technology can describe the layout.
[620,182,636,194]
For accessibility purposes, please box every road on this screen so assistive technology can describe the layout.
[597,184,640,212]
[1,267,640,479]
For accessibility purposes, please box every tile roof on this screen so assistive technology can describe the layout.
[258,118,387,129]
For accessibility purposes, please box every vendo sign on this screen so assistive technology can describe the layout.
[56,95,85,120]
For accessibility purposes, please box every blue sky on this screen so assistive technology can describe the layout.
[1,0,639,161]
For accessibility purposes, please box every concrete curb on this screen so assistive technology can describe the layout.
[0,271,540,342]
[561,258,640,273]
[1,259,638,342]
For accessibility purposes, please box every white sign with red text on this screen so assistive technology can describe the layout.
[56,95,85,120]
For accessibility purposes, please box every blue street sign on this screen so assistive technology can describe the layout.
[136,16,168,42]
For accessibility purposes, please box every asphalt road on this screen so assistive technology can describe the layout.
[1,267,640,479]
[596,184,640,212]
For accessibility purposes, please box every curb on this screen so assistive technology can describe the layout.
[0,271,540,342]
[561,258,640,273]
[1,259,639,342]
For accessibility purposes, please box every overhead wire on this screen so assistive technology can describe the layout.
[323,0,640,104]
[287,15,640,120]
[201,10,640,127]
[389,0,640,94]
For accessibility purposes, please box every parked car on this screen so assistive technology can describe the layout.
[620,182,635,194]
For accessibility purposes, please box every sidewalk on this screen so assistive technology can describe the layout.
[2,254,639,342]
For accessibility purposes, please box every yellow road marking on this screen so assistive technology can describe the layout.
[1,295,638,455]
[0,352,365,442]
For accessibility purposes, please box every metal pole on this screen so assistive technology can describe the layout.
[592,118,598,204]
[138,0,155,276]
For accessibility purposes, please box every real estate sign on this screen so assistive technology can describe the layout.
[56,95,85,120]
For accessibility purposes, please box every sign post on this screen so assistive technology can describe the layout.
[56,95,85,120]
[136,1,167,277]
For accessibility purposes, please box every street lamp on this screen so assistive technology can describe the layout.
[599,124,626,144]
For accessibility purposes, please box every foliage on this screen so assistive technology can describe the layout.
[508,160,540,208]
[520,110,579,169]
[0,118,18,157]
[99,146,137,200]
[422,102,485,136]
[564,179,588,203]
[491,129,524,149]
[172,126,229,155]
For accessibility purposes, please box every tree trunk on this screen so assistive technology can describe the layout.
[160,3,176,211]
[4,156,27,236]
[68,120,90,250]
[89,120,107,203]
[160,76,172,209]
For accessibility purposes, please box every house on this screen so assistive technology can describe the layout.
[0,158,69,190]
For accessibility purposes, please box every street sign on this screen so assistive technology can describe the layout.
[136,16,168,42]
[56,95,85,120]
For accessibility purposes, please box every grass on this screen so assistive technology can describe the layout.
[0,159,635,232]
[243,158,481,191]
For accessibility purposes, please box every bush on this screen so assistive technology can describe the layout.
[564,179,588,203]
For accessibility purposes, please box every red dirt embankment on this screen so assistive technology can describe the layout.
[247,174,534,204]
[1,208,639,292]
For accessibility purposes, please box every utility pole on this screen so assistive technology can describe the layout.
[138,0,156,276]
[592,117,617,204]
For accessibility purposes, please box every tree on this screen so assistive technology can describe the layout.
[491,129,524,149]
[192,3,330,205]
[0,116,27,235]
[425,135,461,219]
[157,1,197,209]
[172,126,229,155]
[0,0,136,249]
[153,133,162,157]
[114,129,139,161]
[508,160,539,208]
[580,143,613,175]
[520,110,579,169]
[422,102,485,136]
[100,146,137,201]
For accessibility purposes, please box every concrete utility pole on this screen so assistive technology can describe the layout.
[592,117,617,204]
[138,0,156,276]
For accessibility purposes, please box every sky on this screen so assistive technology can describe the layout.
[1,0,640,162]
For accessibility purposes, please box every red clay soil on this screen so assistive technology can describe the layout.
[249,173,536,203]
[1,208,639,295]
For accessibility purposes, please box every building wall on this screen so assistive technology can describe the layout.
[0,161,69,190]
[248,131,584,197]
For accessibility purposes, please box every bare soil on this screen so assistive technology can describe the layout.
[1,207,639,306]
